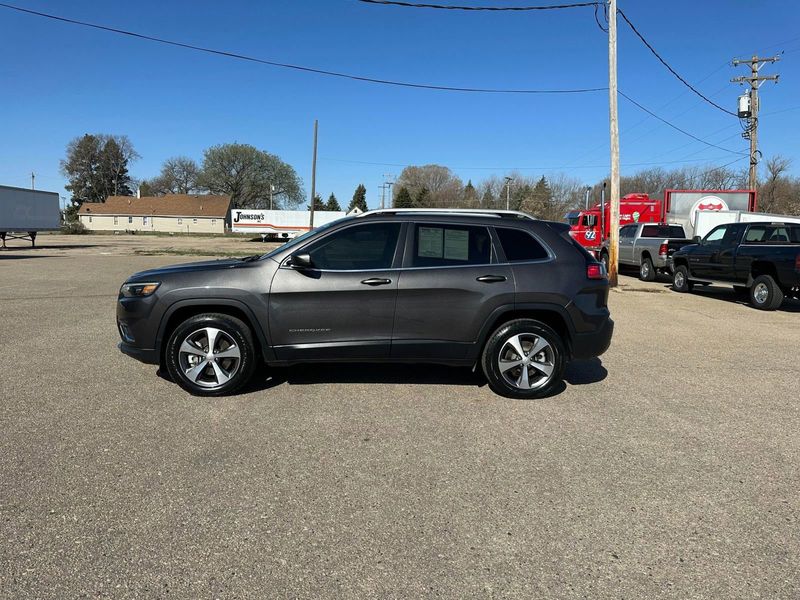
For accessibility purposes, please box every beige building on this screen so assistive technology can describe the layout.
[78,194,232,234]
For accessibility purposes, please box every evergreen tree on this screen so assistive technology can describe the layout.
[325,193,341,211]
[393,186,414,208]
[415,187,431,208]
[348,183,368,212]
[309,194,325,211]
[463,180,478,207]
[481,188,494,208]
[521,176,553,217]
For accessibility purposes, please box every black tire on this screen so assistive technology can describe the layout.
[639,256,656,281]
[672,265,693,293]
[749,274,784,311]
[481,319,566,400]
[599,251,610,274]
[165,313,257,396]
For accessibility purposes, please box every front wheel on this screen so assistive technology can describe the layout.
[749,274,784,311]
[672,265,693,293]
[481,319,566,399]
[639,257,656,281]
[165,313,257,396]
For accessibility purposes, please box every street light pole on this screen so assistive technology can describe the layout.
[504,176,513,211]
[269,184,275,211]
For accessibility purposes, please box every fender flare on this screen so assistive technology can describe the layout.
[155,297,275,362]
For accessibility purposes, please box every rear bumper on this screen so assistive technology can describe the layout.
[570,317,614,360]
[118,342,159,365]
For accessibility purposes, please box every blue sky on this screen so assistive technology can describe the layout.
[1,0,798,209]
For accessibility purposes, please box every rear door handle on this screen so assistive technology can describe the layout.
[361,277,392,286]
[476,275,507,283]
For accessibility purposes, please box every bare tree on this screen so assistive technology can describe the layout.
[395,164,463,207]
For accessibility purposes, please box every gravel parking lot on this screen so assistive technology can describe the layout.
[1,235,798,599]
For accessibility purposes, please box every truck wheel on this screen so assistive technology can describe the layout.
[672,265,693,293]
[481,319,566,400]
[599,251,609,274]
[165,313,257,396]
[749,275,784,311]
[639,257,656,282]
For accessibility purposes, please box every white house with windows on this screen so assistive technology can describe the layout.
[78,194,232,234]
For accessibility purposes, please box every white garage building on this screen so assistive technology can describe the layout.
[78,194,232,234]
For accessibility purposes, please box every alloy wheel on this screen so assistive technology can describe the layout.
[497,333,555,390]
[177,327,241,388]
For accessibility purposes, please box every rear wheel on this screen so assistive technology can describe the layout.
[639,257,656,281]
[672,265,693,293]
[165,313,257,396]
[482,319,566,400]
[749,274,784,311]
[599,251,610,274]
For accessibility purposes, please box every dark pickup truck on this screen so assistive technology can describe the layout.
[671,221,800,310]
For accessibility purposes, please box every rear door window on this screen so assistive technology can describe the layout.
[411,223,492,267]
[495,227,549,262]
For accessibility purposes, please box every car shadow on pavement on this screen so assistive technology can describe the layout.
[158,356,607,397]
[564,357,608,385]
[662,283,800,313]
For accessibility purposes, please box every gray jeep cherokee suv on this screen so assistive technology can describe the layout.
[117,209,613,399]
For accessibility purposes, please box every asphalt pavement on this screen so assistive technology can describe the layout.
[1,238,798,599]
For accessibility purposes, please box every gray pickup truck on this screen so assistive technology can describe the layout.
[601,223,692,281]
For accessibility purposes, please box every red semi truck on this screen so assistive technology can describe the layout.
[565,193,662,256]
[565,189,757,257]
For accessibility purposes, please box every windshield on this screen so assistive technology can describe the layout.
[261,217,353,259]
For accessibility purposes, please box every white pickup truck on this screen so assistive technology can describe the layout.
[603,223,693,281]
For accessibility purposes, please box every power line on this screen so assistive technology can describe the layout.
[618,91,745,155]
[616,9,738,117]
[319,154,744,171]
[358,0,599,11]
[0,2,605,95]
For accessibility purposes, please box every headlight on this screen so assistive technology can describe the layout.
[119,282,160,298]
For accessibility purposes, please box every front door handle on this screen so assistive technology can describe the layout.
[361,278,392,286]
[476,275,507,283]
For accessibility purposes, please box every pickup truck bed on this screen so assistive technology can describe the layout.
[605,223,691,281]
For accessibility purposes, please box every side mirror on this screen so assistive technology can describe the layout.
[289,253,313,269]
[692,236,701,244]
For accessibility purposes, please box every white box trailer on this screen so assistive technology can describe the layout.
[663,189,756,238]
[695,209,800,239]
[231,209,346,240]
[0,185,61,247]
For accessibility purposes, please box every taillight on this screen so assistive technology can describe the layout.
[587,263,605,280]
[795,252,800,272]
[659,243,668,257]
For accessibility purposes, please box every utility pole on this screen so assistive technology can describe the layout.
[504,176,513,210]
[732,55,780,191]
[31,172,35,190]
[607,0,620,286]
[385,181,394,208]
[378,183,386,209]
[269,184,275,211]
[309,119,318,228]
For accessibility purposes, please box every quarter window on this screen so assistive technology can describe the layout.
[412,224,492,267]
[306,222,401,270]
[496,227,548,261]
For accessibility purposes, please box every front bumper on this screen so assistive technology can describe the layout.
[118,341,159,364]
[570,317,614,360]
